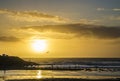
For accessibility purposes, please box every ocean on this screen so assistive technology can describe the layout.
[0,58,120,81]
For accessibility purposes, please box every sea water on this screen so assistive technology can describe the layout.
[0,58,120,81]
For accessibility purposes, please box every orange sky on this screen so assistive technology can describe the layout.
[0,0,120,58]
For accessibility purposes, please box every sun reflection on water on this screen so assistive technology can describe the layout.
[36,70,42,79]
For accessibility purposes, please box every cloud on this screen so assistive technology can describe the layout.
[21,24,120,39]
[0,9,66,23]
[97,8,120,12]
[0,36,20,42]
[97,8,105,11]
[79,19,100,25]
[112,8,120,11]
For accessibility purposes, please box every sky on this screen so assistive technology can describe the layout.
[0,0,120,58]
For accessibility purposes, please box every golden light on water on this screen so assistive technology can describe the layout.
[36,70,42,79]
[31,39,47,53]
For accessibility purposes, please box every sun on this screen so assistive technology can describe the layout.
[31,39,47,52]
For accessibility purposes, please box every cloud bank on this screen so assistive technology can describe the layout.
[21,24,120,39]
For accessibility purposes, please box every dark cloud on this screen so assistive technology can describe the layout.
[0,36,20,42]
[22,23,120,39]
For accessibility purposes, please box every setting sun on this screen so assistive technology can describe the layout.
[31,40,47,53]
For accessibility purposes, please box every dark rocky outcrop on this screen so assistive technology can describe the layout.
[0,54,38,70]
